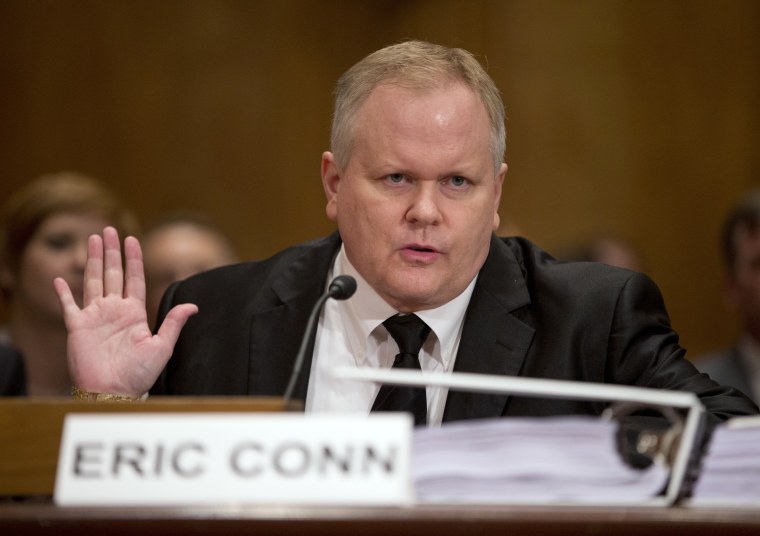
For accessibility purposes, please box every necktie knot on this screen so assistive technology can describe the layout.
[383,314,430,356]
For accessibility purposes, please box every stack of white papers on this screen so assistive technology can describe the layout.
[690,415,760,506]
[412,416,670,505]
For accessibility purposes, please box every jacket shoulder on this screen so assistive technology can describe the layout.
[496,235,650,300]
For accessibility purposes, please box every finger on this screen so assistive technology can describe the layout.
[124,235,146,303]
[84,233,104,307]
[54,277,80,329]
[103,226,124,297]
[155,303,198,348]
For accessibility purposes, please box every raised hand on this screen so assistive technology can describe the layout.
[54,226,198,397]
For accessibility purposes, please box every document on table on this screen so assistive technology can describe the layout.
[689,415,760,507]
[411,416,670,505]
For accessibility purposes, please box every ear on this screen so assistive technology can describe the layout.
[492,163,507,231]
[321,151,341,222]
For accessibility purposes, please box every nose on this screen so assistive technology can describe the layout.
[406,182,442,226]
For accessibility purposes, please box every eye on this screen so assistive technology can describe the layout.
[43,233,75,251]
[386,173,406,184]
[447,176,470,188]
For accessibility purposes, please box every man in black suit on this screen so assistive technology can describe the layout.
[54,41,758,423]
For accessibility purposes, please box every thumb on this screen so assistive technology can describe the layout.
[54,277,80,326]
[155,303,199,347]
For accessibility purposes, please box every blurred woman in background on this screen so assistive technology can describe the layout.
[0,172,138,396]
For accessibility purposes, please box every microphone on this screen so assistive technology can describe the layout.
[325,274,357,301]
[282,275,357,404]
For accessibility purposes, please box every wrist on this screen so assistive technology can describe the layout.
[71,386,144,403]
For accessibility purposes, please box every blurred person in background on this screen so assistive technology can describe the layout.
[558,234,644,272]
[142,211,238,328]
[696,190,760,404]
[0,172,138,396]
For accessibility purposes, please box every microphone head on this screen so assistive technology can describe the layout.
[328,275,357,300]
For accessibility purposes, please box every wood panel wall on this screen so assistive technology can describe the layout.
[1,0,759,357]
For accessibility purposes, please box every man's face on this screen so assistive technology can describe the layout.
[321,82,506,312]
[728,226,760,338]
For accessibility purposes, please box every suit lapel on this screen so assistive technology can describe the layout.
[247,233,342,399]
[443,236,535,422]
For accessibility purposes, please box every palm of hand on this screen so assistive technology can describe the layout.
[55,228,198,397]
[66,293,165,395]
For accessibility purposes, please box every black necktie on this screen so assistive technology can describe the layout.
[371,314,431,426]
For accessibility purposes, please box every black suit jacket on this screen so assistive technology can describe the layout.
[153,233,758,423]
[0,343,26,396]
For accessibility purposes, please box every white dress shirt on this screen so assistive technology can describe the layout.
[305,245,476,426]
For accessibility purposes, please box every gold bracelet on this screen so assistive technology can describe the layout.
[71,386,142,403]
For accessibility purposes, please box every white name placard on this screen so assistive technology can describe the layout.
[54,413,413,506]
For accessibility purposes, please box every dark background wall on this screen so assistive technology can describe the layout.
[1,0,759,358]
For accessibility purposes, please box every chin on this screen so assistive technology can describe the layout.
[385,286,442,312]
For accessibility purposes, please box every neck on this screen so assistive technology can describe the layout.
[10,304,71,396]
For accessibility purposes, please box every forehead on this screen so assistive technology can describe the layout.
[352,83,491,157]
[143,225,232,260]
[359,81,486,122]
[35,211,109,234]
